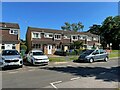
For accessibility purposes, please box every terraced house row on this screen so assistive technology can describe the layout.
[0,22,100,54]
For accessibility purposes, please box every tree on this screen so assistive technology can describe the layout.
[88,24,101,35]
[88,16,120,49]
[71,41,83,49]
[61,22,84,32]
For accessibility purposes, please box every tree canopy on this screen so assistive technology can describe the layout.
[88,16,120,49]
[61,22,84,32]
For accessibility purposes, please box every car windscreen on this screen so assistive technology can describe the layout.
[2,50,20,55]
[82,50,94,55]
[33,52,44,55]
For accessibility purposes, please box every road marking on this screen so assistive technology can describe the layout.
[8,71,18,74]
[70,77,80,81]
[50,81,62,88]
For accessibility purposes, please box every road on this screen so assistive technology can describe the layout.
[1,58,120,88]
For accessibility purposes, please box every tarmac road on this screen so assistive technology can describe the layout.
[1,58,120,88]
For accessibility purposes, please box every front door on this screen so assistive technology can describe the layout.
[47,45,52,54]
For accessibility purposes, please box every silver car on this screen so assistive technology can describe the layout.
[78,49,108,63]
[0,50,23,68]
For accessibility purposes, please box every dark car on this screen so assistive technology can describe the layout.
[78,49,108,63]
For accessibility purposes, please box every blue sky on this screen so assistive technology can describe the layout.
[2,2,118,40]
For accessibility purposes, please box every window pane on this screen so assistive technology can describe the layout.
[1,46,5,49]
[12,46,16,49]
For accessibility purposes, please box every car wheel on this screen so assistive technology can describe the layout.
[89,58,94,63]
[104,57,108,62]
[31,60,34,65]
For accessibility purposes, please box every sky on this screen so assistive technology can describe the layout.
[2,2,118,40]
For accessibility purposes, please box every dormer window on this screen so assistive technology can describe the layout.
[71,35,78,40]
[9,29,18,35]
[54,34,61,40]
[64,35,70,39]
[44,33,53,38]
[32,32,41,39]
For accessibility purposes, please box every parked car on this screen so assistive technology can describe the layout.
[27,50,49,65]
[54,50,67,56]
[78,49,108,63]
[0,50,23,68]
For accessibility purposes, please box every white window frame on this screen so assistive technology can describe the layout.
[32,32,41,39]
[71,35,78,40]
[54,34,61,40]
[44,33,53,38]
[64,35,70,39]
[9,29,18,35]
[79,35,87,40]
[87,37,92,41]
[93,37,97,41]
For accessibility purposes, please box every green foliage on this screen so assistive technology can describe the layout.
[71,41,83,49]
[88,15,120,49]
[20,45,27,51]
[61,22,84,32]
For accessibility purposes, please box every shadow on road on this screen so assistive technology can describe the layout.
[41,66,120,82]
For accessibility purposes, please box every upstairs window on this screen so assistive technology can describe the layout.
[32,32,41,39]
[44,33,53,38]
[9,29,18,35]
[72,35,78,40]
[64,35,70,39]
[93,37,97,41]
[79,35,86,40]
[54,34,61,40]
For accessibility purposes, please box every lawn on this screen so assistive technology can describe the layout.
[49,56,78,62]
[49,50,119,62]
[109,50,119,58]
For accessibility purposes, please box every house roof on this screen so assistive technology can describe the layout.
[27,26,98,37]
[0,22,20,29]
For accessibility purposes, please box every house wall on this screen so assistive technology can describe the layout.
[16,43,20,52]
[26,27,100,55]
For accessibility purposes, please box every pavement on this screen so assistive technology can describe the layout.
[1,58,120,88]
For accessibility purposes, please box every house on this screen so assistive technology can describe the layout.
[26,27,100,55]
[0,22,20,53]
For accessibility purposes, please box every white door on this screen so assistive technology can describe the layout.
[47,45,52,54]
[5,44,12,50]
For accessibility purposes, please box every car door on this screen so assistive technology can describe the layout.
[93,50,101,61]
[100,50,107,60]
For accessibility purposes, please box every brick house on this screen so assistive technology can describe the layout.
[0,22,20,52]
[26,27,100,55]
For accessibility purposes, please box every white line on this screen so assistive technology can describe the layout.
[70,77,80,81]
[50,83,57,88]
[8,71,18,74]
[50,81,62,88]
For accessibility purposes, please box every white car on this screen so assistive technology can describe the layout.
[27,50,49,65]
[0,50,23,68]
